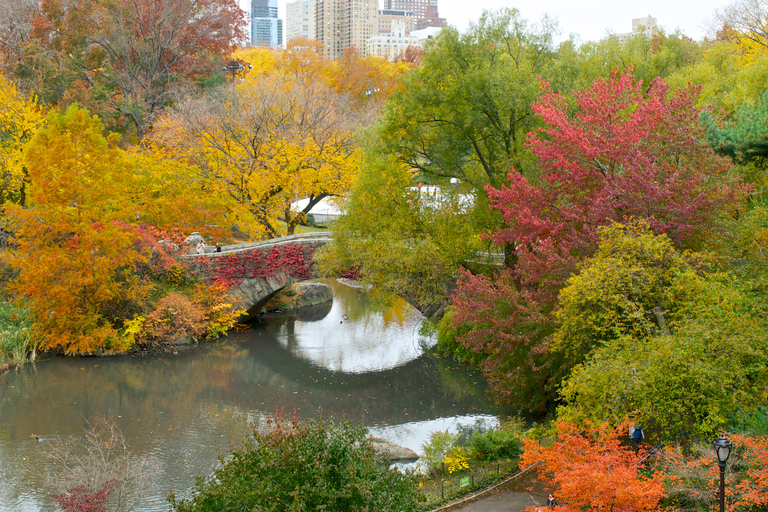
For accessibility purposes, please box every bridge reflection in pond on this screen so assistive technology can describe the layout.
[267,280,428,373]
[0,280,500,511]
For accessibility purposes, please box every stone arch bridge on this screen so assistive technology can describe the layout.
[183,232,334,320]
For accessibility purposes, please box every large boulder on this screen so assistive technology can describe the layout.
[266,282,333,312]
[368,437,419,462]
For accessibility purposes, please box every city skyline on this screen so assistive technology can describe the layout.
[240,0,733,45]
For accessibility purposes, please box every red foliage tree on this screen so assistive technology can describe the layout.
[450,70,743,410]
[32,0,246,138]
[521,421,667,512]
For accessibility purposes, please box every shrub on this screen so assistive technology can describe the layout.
[421,430,459,475]
[435,309,485,365]
[170,416,422,512]
[0,300,34,368]
[191,282,244,340]
[468,428,522,462]
[143,293,207,341]
[48,417,159,512]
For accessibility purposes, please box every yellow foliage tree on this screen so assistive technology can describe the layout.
[153,74,362,238]
[230,41,411,103]
[8,105,150,353]
[0,72,45,207]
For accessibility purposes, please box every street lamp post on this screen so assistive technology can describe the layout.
[713,436,732,512]
[223,61,251,81]
[365,87,380,100]
[224,60,243,81]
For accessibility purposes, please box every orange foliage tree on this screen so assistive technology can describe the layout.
[663,433,768,511]
[8,105,150,353]
[520,421,668,512]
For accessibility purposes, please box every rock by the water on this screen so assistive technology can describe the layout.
[266,282,333,311]
[368,437,419,462]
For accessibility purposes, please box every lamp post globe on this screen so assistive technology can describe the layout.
[713,436,732,512]
[713,436,732,464]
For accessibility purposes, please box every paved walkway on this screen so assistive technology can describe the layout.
[435,470,548,512]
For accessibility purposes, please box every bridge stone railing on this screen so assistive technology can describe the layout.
[182,233,332,319]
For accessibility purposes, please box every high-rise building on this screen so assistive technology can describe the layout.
[617,16,658,42]
[383,0,443,30]
[316,0,378,60]
[251,0,283,49]
[367,19,418,60]
[377,9,415,35]
[286,0,317,42]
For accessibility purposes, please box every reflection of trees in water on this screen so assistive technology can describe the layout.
[0,318,497,510]
[321,278,420,328]
[0,333,496,446]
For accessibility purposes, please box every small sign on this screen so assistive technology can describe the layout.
[460,477,470,487]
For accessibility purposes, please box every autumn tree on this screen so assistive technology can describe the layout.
[231,42,410,106]
[668,13,768,113]
[32,0,247,139]
[521,421,667,512]
[0,71,45,207]
[449,71,741,410]
[554,223,768,439]
[0,0,37,71]
[8,105,150,353]
[713,0,768,49]
[663,434,768,511]
[377,8,560,190]
[154,75,362,239]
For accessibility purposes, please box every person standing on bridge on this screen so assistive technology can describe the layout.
[216,243,222,253]
[197,241,205,254]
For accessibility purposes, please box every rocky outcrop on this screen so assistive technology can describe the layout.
[368,437,419,462]
[265,282,333,312]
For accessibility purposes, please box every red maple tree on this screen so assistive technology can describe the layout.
[450,70,743,410]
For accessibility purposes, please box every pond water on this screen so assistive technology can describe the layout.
[0,280,501,511]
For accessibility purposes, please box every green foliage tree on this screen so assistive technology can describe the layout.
[555,30,702,94]
[703,87,768,168]
[552,222,703,372]
[317,146,484,310]
[376,8,558,189]
[555,223,768,439]
[169,416,422,512]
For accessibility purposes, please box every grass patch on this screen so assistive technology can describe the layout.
[0,300,35,371]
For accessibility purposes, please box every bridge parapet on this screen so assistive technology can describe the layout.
[183,233,332,319]
[181,232,333,256]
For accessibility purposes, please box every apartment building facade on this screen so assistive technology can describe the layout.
[286,0,317,42]
[251,0,283,48]
[316,0,378,60]
[383,0,443,30]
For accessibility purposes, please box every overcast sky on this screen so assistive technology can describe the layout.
[240,0,733,44]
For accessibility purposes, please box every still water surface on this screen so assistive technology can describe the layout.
[0,280,499,511]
